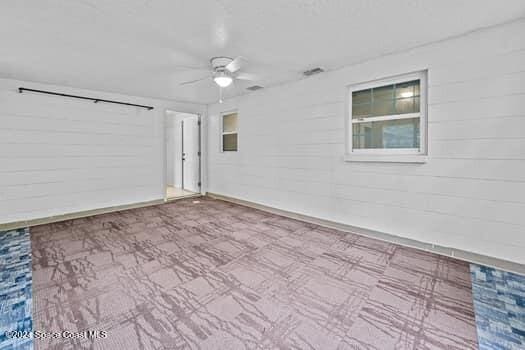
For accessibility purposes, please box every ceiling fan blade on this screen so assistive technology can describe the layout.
[235,72,259,81]
[179,76,210,85]
[225,56,247,73]
[172,65,210,71]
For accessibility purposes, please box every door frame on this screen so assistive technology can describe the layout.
[163,110,202,201]
[181,115,203,192]
[181,119,184,190]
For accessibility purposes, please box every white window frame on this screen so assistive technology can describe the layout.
[345,70,428,163]
[220,110,238,152]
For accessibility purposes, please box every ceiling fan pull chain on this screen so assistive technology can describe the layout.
[219,87,223,104]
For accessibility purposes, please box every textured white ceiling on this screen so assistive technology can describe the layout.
[1,0,524,104]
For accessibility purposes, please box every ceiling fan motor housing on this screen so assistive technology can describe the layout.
[210,56,234,70]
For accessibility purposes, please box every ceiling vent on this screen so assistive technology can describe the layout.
[246,85,264,91]
[303,67,325,76]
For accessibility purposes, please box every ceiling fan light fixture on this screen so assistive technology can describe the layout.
[213,71,233,87]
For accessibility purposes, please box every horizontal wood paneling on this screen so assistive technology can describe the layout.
[207,20,525,264]
[0,78,205,224]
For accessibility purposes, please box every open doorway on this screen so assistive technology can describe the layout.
[165,110,201,200]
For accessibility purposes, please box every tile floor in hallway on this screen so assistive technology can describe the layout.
[166,186,198,200]
[25,197,479,349]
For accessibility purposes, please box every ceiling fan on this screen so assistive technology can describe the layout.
[179,56,258,103]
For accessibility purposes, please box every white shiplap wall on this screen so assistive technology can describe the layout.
[207,19,525,264]
[0,78,205,224]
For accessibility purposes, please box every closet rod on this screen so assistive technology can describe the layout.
[18,87,154,110]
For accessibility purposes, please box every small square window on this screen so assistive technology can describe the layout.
[221,112,238,152]
[346,71,427,163]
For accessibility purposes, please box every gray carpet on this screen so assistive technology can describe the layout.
[31,197,478,349]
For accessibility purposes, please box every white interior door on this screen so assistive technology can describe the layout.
[182,116,200,193]
[166,117,176,186]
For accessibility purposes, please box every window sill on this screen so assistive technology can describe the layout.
[344,154,427,164]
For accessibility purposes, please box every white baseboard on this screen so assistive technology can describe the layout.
[2,191,521,275]
[206,192,525,276]
[0,198,168,231]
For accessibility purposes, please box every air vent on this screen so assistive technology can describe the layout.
[303,67,324,76]
[246,85,264,91]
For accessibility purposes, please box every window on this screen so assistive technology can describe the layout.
[221,111,238,152]
[346,71,427,163]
